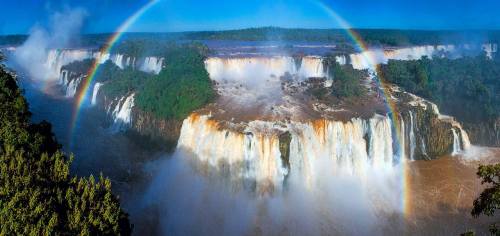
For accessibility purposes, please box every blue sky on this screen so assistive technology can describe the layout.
[1,0,500,35]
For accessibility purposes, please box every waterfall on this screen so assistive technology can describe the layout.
[59,70,68,85]
[205,56,326,82]
[45,49,95,79]
[459,128,471,150]
[65,75,84,97]
[44,49,161,82]
[399,114,406,159]
[178,113,399,190]
[139,57,164,74]
[345,45,457,70]
[421,140,428,158]
[335,55,347,65]
[452,129,461,155]
[177,115,287,192]
[409,111,416,160]
[91,82,103,105]
[481,43,498,59]
[109,94,135,132]
[297,56,325,78]
[112,54,125,69]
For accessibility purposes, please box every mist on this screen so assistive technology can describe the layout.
[13,8,86,81]
[132,148,405,235]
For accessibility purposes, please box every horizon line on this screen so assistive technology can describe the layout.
[3,26,500,37]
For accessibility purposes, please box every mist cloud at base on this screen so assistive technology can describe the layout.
[13,8,86,81]
[132,149,405,235]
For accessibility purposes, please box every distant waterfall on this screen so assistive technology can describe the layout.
[108,94,135,132]
[140,57,164,74]
[204,56,326,82]
[337,44,496,70]
[91,82,103,105]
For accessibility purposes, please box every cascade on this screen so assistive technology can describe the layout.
[109,94,135,132]
[409,111,416,160]
[59,70,68,85]
[452,129,460,155]
[335,55,347,65]
[91,82,103,105]
[140,57,164,74]
[45,49,95,79]
[347,45,456,70]
[205,56,326,82]
[112,54,125,69]
[459,128,471,150]
[177,113,399,190]
[399,114,406,159]
[65,74,84,97]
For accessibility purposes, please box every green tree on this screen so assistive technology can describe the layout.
[0,54,132,235]
[471,164,500,235]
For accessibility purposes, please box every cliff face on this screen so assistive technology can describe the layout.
[463,119,500,147]
[175,97,470,192]
[403,106,454,159]
[96,91,182,152]
[131,108,183,152]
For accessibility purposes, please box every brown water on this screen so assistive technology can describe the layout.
[404,147,500,235]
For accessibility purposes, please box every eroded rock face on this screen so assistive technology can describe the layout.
[131,108,183,152]
[463,119,500,147]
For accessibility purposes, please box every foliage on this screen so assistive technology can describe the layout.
[317,57,367,100]
[99,62,150,98]
[91,43,215,121]
[135,44,216,120]
[379,55,500,123]
[61,58,94,76]
[470,164,500,235]
[0,56,132,235]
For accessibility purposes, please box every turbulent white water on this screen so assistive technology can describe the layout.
[46,49,95,79]
[482,43,498,59]
[45,49,164,81]
[343,45,456,70]
[409,111,416,160]
[452,129,460,155]
[205,56,326,82]
[336,44,497,70]
[140,57,164,74]
[91,82,103,105]
[177,113,403,191]
[65,74,84,98]
[108,93,135,132]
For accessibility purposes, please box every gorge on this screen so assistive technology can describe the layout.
[2,36,499,235]
[46,43,482,190]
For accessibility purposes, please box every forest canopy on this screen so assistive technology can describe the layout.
[0,55,132,235]
[378,54,500,123]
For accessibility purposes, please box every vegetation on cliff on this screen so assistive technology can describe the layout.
[135,43,216,120]
[0,56,132,235]
[379,54,500,124]
[69,42,216,121]
[308,58,367,101]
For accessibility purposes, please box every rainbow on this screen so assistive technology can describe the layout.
[68,0,411,216]
[313,0,411,217]
[69,0,160,143]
